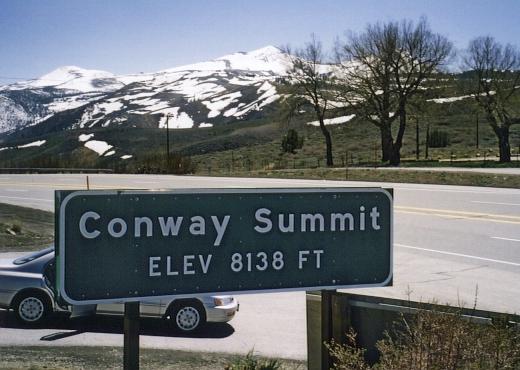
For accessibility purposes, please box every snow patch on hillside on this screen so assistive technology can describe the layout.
[79,133,94,142]
[428,91,496,104]
[7,66,124,93]
[0,139,47,151]
[18,140,46,148]
[202,92,242,118]
[84,140,113,155]
[157,108,194,129]
[307,115,356,126]
[122,92,156,100]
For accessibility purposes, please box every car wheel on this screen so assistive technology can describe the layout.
[169,301,206,332]
[13,292,51,324]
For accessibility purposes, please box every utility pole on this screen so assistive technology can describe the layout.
[415,116,420,160]
[165,113,172,163]
[476,112,479,149]
[425,123,430,160]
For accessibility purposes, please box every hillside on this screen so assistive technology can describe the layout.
[0,47,519,171]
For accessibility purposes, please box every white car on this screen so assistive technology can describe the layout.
[0,247,238,332]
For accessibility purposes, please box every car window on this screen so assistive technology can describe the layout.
[13,246,54,265]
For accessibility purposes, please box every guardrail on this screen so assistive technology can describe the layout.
[306,291,519,370]
[0,168,114,174]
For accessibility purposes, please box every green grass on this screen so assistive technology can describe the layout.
[0,203,54,252]
[0,346,306,370]
[189,96,520,174]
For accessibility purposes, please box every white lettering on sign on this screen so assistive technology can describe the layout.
[149,256,161,276]
[298,250,324,269]
[77,205,382,245]
[79,211,101,239]
[77,213,230,246]
[254,208,272,233]
[158,217,183,236]
[108,218,127,238]
[148,255,213,277]
[253,207,381,233]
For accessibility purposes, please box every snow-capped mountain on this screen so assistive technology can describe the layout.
[0,46,293,137]
[2,65,123,93]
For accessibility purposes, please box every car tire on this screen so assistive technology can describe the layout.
[13,291,51,325]
[168,300,206,332]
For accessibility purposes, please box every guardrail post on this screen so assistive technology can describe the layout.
[306,290,341,370]
[320,290,333,370]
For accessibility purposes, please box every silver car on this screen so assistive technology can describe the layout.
[0,247,238,332]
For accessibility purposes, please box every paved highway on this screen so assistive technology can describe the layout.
[0,173,519,360]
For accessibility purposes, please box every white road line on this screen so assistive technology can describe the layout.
[472,201,520,206]
[395,243,520,267]
[491,237,520,243]
[0,195,53,203]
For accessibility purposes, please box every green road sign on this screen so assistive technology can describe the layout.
[56,188,392,304]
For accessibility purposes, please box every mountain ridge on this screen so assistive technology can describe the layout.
[0,45,290,139]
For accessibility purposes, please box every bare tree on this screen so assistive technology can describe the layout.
[464,36,520,162]
[336,18,452,165]
[284,36,335,166]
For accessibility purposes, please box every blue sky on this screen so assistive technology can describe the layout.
[1,0,519,85]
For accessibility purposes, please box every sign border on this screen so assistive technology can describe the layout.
[58,187,393,305]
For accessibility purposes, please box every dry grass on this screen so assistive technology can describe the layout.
[0,346,305,370]
[327,306,520,369]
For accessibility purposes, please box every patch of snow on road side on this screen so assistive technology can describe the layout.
[18,140,46,148]
[121,155,133,159]
[78,133,94,142]
[307,115,356,126]
[104,150,116,157]
[84,140,113,155]
[199,123,213,128]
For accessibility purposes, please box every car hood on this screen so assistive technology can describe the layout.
[0,258,15,270]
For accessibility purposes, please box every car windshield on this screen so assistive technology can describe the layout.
[13,246,54,265]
